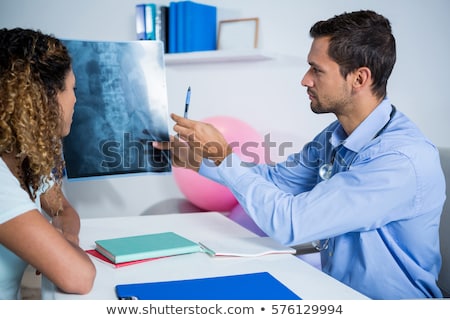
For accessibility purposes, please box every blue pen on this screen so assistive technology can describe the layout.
[184,86,191,118]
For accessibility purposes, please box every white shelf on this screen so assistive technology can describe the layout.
[164,49,274,65]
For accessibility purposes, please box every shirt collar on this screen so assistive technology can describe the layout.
[330,98,393,152]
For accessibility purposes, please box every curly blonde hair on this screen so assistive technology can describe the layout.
[0,28,72,200]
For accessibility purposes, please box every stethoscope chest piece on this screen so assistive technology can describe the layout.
[319,163,333,180]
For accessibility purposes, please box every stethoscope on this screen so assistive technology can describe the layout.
[318,106,397,181]
[314,105,397,251]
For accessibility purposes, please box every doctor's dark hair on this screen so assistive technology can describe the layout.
[310,10,396,100]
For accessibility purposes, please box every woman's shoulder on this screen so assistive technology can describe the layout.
[0,157,37,224]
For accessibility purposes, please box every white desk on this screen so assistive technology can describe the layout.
[41,212,368,300]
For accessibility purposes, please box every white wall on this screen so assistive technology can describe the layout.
[1,0,449,218]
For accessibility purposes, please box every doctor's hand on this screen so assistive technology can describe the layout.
[170,113,232,166]
[152,134,202,172]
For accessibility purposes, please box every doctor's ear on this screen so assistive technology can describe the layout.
[352,67,371,88]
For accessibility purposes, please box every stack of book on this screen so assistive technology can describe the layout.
[94,231,201,264]
[136,1,217,54]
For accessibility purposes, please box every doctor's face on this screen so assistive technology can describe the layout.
[301,36,353,115]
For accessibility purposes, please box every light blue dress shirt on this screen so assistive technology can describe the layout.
[199,98,446,299]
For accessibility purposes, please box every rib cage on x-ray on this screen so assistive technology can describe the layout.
[62,40,171,180]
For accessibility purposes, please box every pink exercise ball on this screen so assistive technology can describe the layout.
[173,116,264,212]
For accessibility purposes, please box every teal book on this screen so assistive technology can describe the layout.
[95,232,201,263]
[116,272,301,300]
[144,3,157,40]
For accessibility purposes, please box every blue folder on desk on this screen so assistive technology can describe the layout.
[115,272,301,300]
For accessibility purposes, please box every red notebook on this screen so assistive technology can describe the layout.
[86,249,162,268]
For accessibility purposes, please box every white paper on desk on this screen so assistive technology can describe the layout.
[199,236,296,257]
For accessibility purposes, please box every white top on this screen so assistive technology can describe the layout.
[0,158,39,299]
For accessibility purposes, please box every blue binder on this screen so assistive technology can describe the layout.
[168,2,178,53]
[135,3,157,41]
[115,272,301,300]
[169,1,217,53]
[135,4,146,40]
[183,1,217,52]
